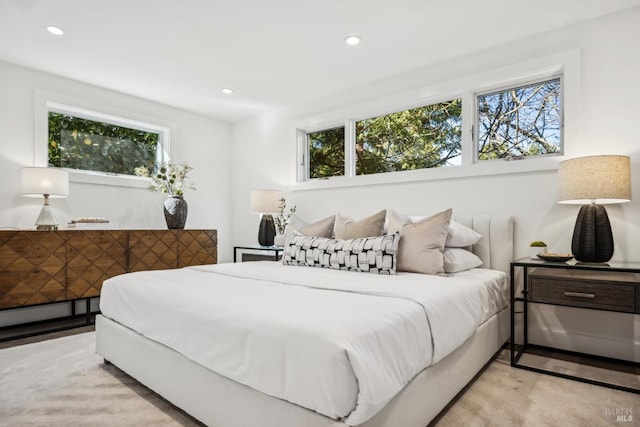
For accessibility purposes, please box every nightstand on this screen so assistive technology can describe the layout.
[510,258,640,394]
[233,245,283,263]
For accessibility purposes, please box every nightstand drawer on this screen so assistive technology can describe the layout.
[529,270,637,313]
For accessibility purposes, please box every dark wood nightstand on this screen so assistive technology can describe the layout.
[233,245,283,263]
[510,258,640,394]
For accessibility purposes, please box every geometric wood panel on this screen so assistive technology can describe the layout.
[129,230,178,272]
[0,231,66,309]
[65,230,129,299]
[178,229,217,268]
[0,229,217,310]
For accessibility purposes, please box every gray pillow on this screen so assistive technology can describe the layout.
[387,208,452,275]
[334,210,386,239]
[282,232,399,275]
[402,214,482,247]
[284,214,336,246]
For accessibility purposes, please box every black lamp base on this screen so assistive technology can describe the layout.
[258,214,276,246]
[571,204,614,263]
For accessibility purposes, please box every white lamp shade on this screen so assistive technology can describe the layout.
[557,155,631,205]
[250,189,282,214]
[22,167,69,198]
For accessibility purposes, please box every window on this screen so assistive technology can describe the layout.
[296,52,573,186]
[47,106,168,175]
[308,126,345,179]
[477,78,561,160]
[355,100,461,175]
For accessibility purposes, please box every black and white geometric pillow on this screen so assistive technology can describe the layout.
[282,232,400,275]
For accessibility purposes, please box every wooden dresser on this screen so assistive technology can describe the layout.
[0,229,217,310]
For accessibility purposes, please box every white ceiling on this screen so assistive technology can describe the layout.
[1,0,639,122]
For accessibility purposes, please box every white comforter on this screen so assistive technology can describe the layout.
[100,262,508,425]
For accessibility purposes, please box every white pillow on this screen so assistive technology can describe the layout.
[443,248,483,273]
[446,221,482,248]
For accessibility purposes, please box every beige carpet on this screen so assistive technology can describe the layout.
[0,332,638,427]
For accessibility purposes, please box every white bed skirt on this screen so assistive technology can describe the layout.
[96,307,509,427]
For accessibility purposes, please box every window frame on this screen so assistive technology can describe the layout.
[473,76,564,163]
[303,125,348,180]
[353,98,464,175]
[294,49,580,191]
[35,90,176,188]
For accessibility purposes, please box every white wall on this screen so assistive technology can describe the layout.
[0,60,233,259]
[231,7,640,258]
[231,8,640,360]
[0,60,233,326]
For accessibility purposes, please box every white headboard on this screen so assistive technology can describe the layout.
[453,215,513,274]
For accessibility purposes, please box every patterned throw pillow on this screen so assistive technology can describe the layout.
[282,232,400,275]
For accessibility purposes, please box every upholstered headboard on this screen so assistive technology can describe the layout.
[453,215,513,274]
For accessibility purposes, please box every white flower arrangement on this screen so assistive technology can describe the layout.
[134,162,196,197]
[274,197,296,235]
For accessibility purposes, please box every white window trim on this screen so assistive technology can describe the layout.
[473,75,564,163]
[296,122,346,182]
[293,49,580,191]
[34,90,177,188]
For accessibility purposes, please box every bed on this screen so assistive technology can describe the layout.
[96,214,513,427]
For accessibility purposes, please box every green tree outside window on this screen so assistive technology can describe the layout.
[355,100,462,175]
[308,127,345,179]
[48,111,160,175]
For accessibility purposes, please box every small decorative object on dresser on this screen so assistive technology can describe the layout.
[68,217,118,229]
[273,197,296,247]
[134,162,196,230]
[529,241,547,259]
[164,196,188,229]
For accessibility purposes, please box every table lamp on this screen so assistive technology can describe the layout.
[250,189,282,246]
[22,167,69,231]
[557,155,631,263]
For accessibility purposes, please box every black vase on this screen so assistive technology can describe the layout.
[571,204,614,263]
[164,196,188,229]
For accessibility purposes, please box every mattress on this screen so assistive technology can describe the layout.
[99,261,508,425]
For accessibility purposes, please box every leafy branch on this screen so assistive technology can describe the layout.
[134,162,196,197]
[274,197,296,234]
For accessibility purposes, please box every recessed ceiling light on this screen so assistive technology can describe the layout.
[221,88,234,95]
[46,25,65,36]
[345,35,361,46]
